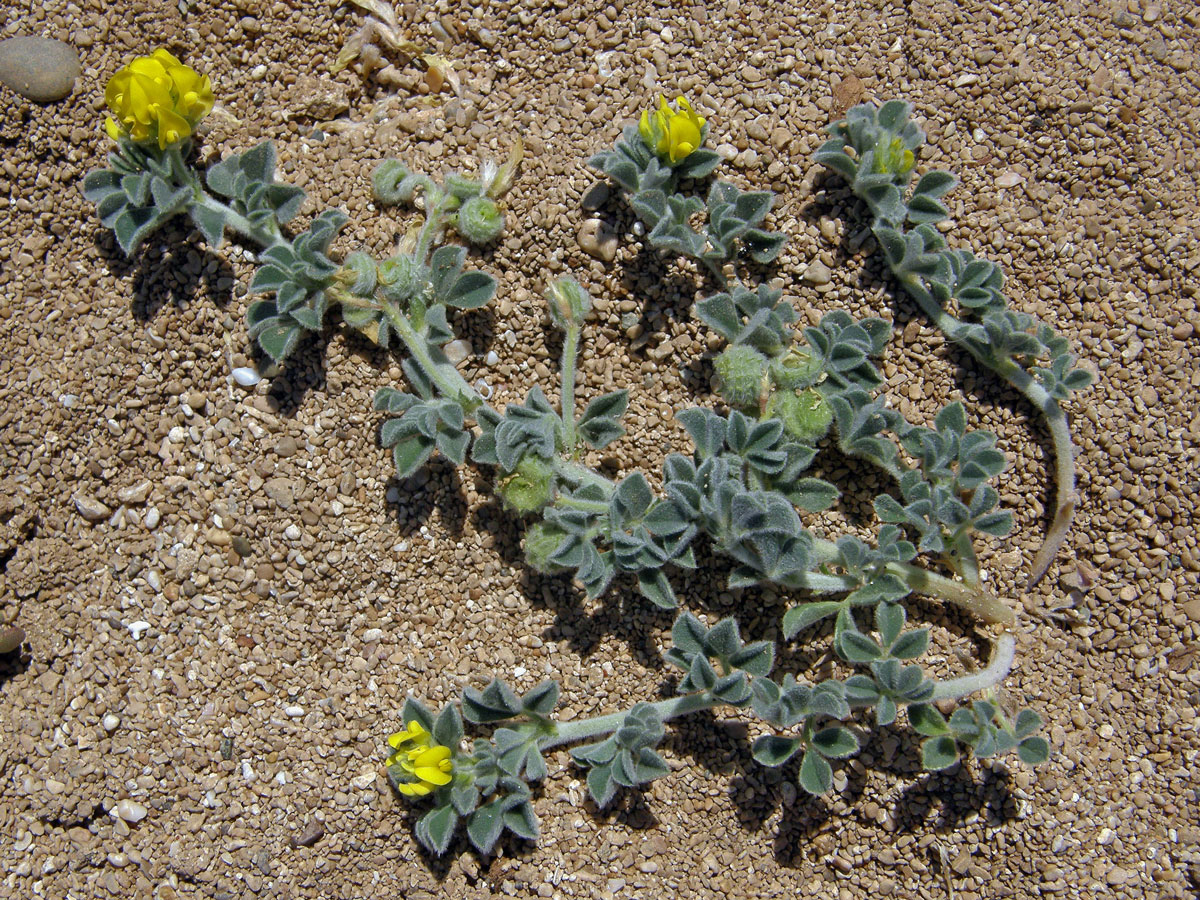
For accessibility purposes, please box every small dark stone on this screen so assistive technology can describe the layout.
[290,819,325,848]
[219,737,235,760]
[231,535,254,558]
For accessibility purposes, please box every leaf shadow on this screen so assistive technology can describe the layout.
[92,224,235,322]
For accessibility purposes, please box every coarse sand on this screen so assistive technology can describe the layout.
[0,0,1198,898]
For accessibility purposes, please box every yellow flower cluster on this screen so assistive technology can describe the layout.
[104,49,214,150]
[639,95,706,164]
[386,721,454,797]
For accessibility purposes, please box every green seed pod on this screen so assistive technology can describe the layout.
[371,159,410,205]
[377,255,423,302]
[444,172,482,201]
[457,196,506,245]
[341,251,377,296]
[714,345,769,409]
[767,388,833,444]
[546,277,592,330]
[523,521,569,575]
[769,346,823,390]
[496,456,555,514]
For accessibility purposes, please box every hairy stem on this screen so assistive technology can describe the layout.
[195,193,285,251]
[383,303,487,415]
[900,275,1078,588]
[560,322,581,451]
[930,633,1016,700]
[541,692,716,751]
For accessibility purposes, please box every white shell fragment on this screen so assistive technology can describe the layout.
[232,367,262,387]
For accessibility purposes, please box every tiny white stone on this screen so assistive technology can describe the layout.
[284,524,302,541]
[955,73,979,87]
[513,665,527,677]
[59,394,78,408]
[443,339,473,364]
[242,761,256,781]
[362,628,384,643]
[485,350,500,366]
[114,799,147,823]
[274,771,288,785]
[128,621,151,640]
[250,64,268,78]
[284,705,305,718]
[351,773,376,790]
[168,426,186,444]
[144,508,160,529]
[329,500,344,516]
[102,714,120,732]
[145,570,161,591]
[232,367,262,387]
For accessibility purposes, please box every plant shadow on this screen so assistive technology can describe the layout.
[93,224,235,322]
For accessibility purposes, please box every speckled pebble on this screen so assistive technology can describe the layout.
[0,36,79,102]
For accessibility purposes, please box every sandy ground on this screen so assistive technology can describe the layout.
[1,0,1198,897]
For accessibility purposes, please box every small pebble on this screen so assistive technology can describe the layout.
[117,481,152,505]
[290,820,325,848]
[804,260,832,285]
[0,625,24,654]
[284,524,302,541]
[443,339,473,364]
[114,799,147,824]
[128,621,150,640]
[578,217,618,262]
[74,495,110,522]
[284,705,305,718]
[143,508,161,530]
[276,436,298,457]
[485,350,500,366]
[232,367,262,387]
[581,182,610,211]
[0,36,80,102]
[102,714,120,732]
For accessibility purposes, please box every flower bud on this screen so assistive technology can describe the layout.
[769,347,823,391]
[767,388,833,444]
[546,277,592,330]
[371,159,410,204]
[340,251,377,296]
[496,457,555,514]
[523,521,570,574]
[714,345,769,409]
[457,196,505,245]
[377,255,424,302]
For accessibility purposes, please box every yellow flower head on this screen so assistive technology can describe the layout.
[104,49,214,150]
[873,136,915,177]
[395,743,455,797]
[385,720,432,767]
[639,95,706,165]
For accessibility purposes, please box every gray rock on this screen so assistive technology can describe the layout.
[579,218,618,263]
[0,37,80,102]
[0,625,24,654]
[290,819,325,848]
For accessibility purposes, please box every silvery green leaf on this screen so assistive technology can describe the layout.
[113,206,161,255]
[913,170,957,199]
[445,270,495,309]
[921,736,960,771]
[256,322,301,363]
[636,569,677,609]
[837,629,882,664]
[521,680,560,717]
[843,674,880,706]
[466,801,505,854]
[1014,709,1043,740]
[586,764,618,808]
[673,147,721,179]
[189,203,227,248]
[798,751,833,795]
[752,735,802,768]
[577,389,628,428]
[631,189,667,226]
[695,293,741,343]
[877,100,910,133]
[450,782,480,816]
[907,703,949,737]
[875,602,905,648]
[416,804,458,856]
[403,696,436,733]
[703,618,742,663]
[685,653,717,692]
[504,800,540,842]
[810,726,859,759]
[743,227,787,263]
[783,601,842,639]
[1017,736,1050,765]
[393,435,435,478]
[430,244,466,299]
[462,679,522,723]
[889,629,929,660]
[433,704,464,748]
[670,612,707,660]
[788,478,839,513]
